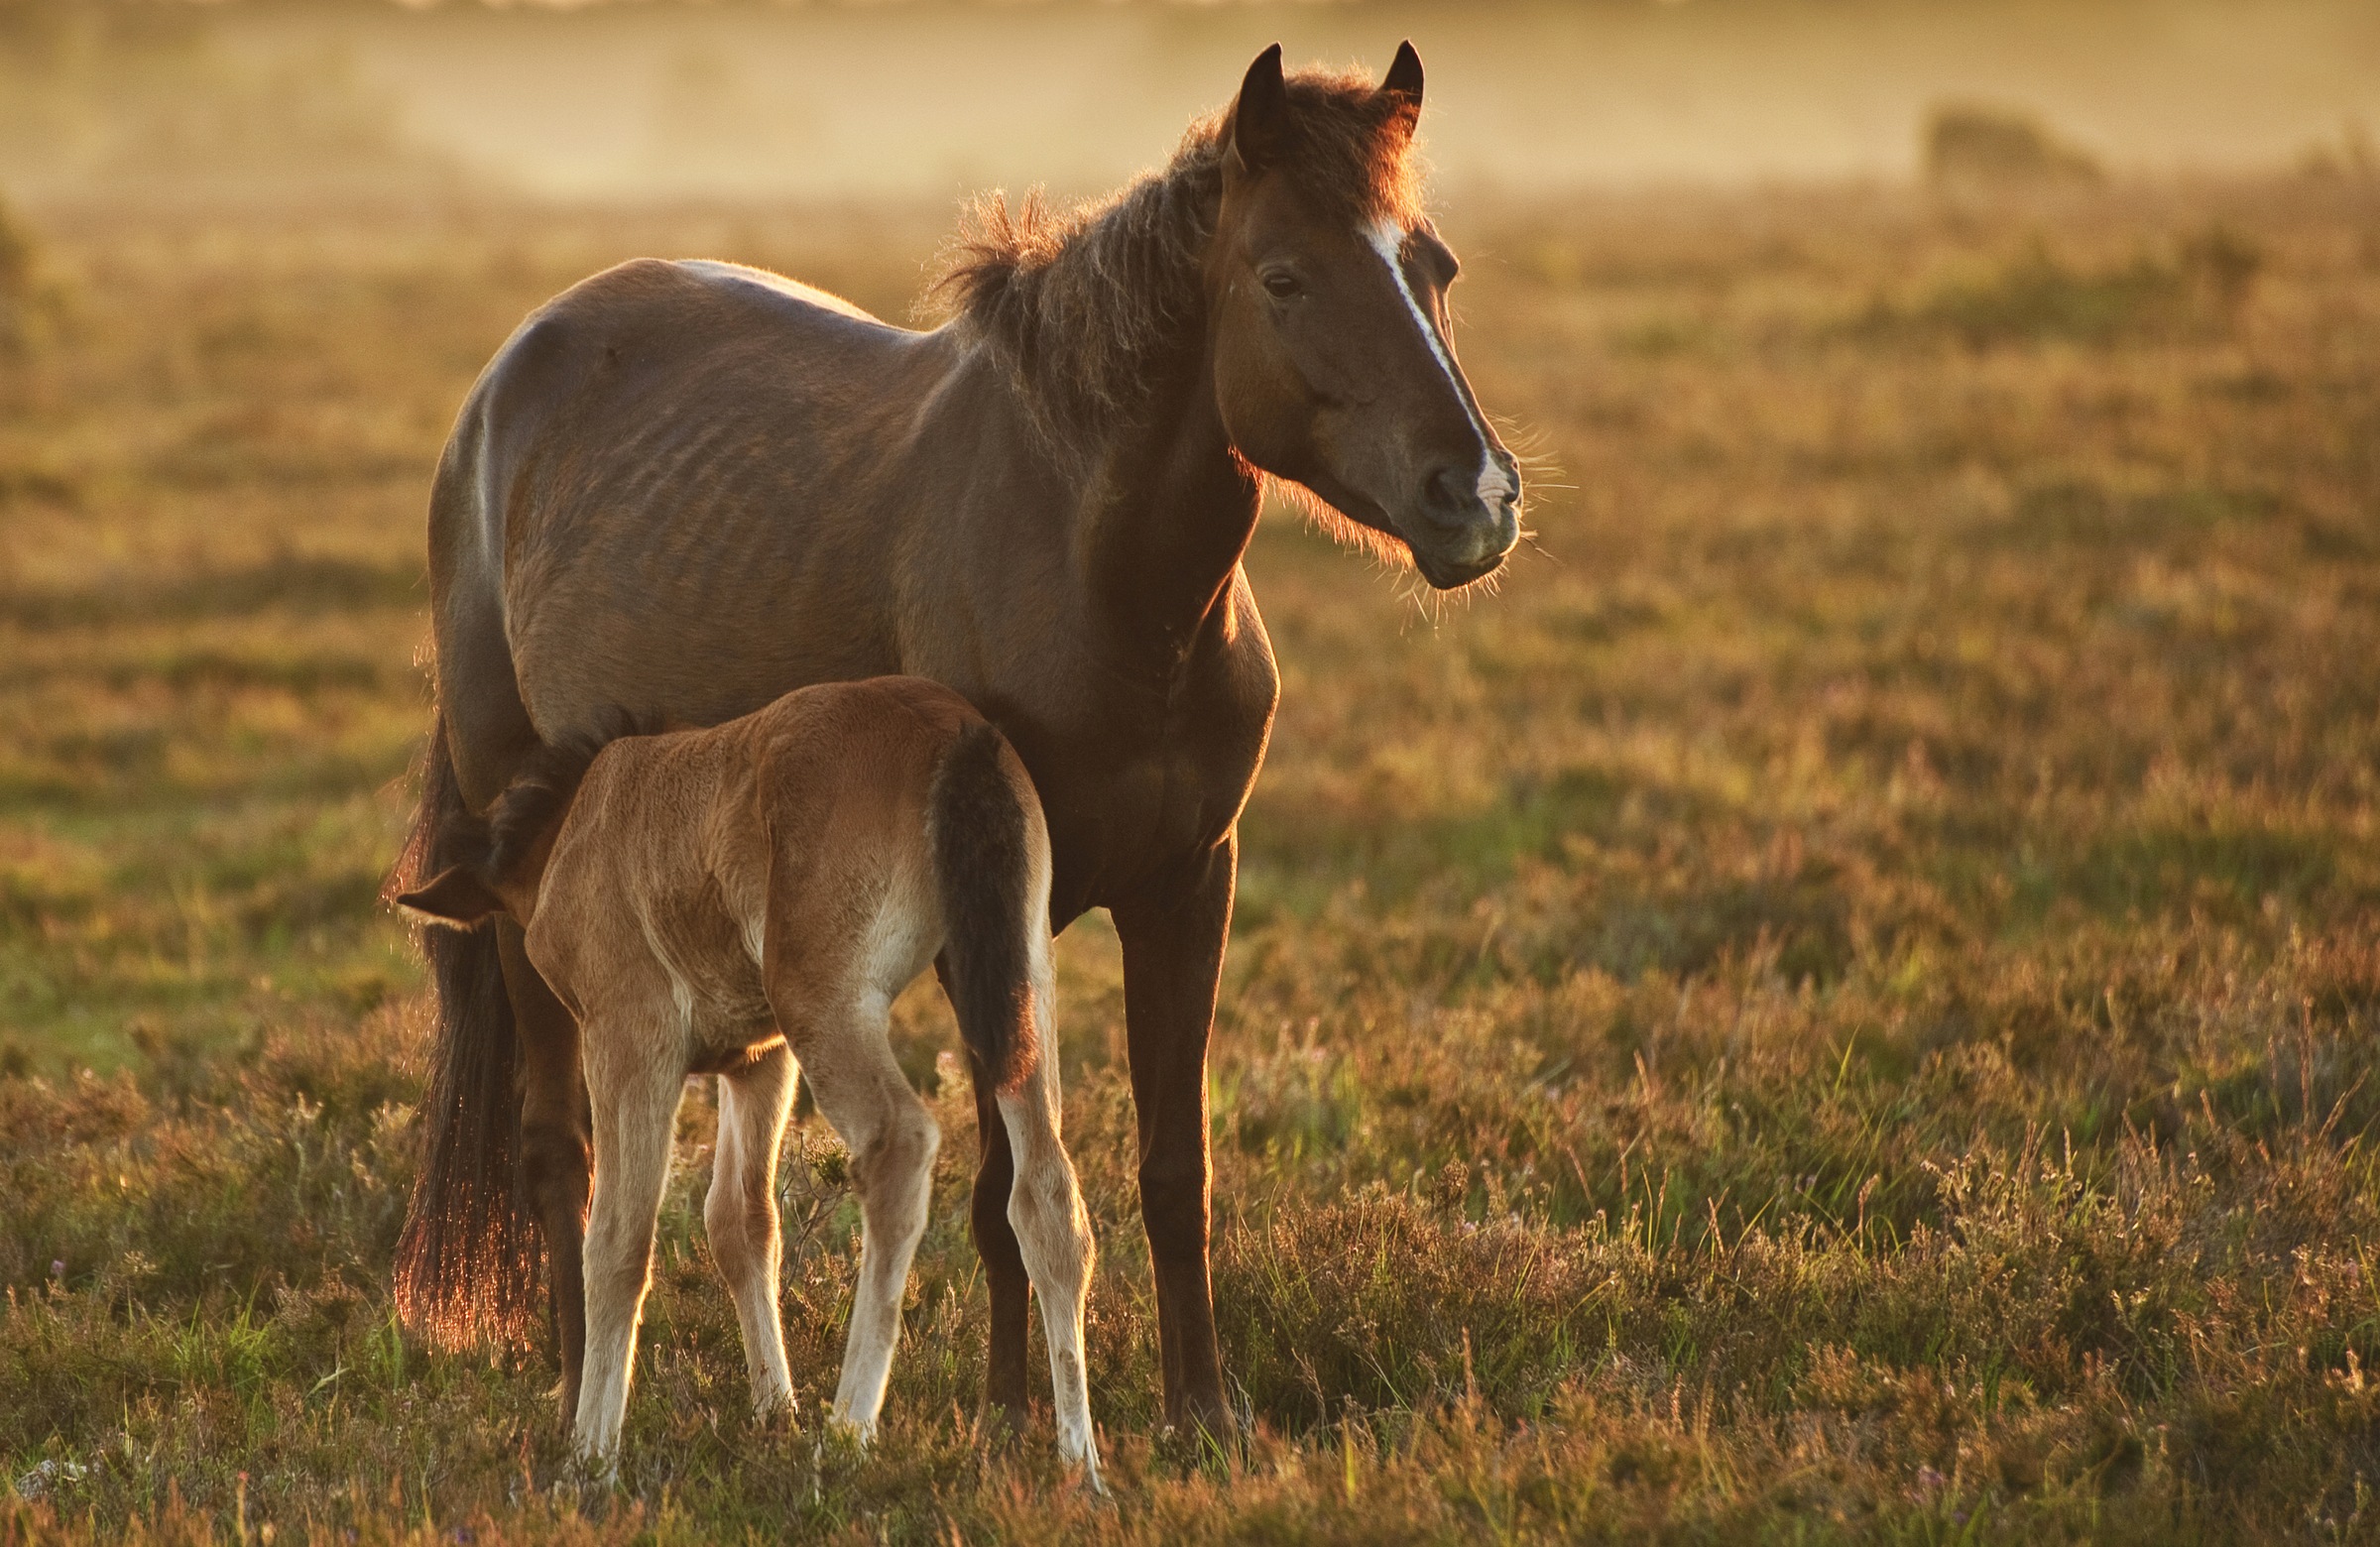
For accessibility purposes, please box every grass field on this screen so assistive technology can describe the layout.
[4,173,2380,1542]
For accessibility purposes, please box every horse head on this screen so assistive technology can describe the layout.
[1207,43,1521,590]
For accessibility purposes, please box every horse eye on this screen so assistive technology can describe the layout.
[1261,271,1303,299]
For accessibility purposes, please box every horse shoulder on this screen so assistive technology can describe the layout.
[700,738,778,974]
[1138,569,1280,867]
[1213,567,1280,716]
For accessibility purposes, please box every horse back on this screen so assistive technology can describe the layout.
[430,259,954,758]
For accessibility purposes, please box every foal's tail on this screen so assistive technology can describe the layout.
[928,722,1046,1095]
[385,709,541,1349]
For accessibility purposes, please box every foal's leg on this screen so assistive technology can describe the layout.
[997,960,1100,1483]
[571,1030,684,1463]
[795,1000,939,1443]
[705,1042,797,1418]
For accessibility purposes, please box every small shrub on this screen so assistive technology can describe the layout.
[1925,103,2103,193]
[0,188,33,351]
[2180,223,2263,325]
[2295,121,2378,182]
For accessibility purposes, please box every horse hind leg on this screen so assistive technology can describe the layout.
[790,992,939,1444]
[571,1030,684,1464]
[706,1041,798,1418]
[996,953,1101,1485]
[500,924,593,1426]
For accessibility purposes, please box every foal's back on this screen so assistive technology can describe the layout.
[527,676,996,1068]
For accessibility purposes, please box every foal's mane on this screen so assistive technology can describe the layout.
[934,65,1423,453]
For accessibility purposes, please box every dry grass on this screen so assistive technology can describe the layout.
[3,175,2380,1542]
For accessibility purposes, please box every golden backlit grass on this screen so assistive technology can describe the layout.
[3,175,2379,1542]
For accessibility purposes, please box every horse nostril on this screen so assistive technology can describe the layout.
[1422,465,1474,521]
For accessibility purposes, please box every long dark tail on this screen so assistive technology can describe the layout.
[929,723,1042,1095]
[385,710,541,1349]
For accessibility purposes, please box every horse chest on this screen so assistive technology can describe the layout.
[1041,654,1274,903]
[1096,743,1205,848]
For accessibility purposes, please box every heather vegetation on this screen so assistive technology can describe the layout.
[3,171,2379,1542]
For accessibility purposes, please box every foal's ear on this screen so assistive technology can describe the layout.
[1230,43,1289,175]
[1381,40,1425,120]
[394,865,506,928]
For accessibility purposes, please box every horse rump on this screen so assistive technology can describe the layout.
[927,722,1043,1094]
[386,710,543,1350]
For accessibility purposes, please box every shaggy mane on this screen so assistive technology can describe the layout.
[932,64,1424,453]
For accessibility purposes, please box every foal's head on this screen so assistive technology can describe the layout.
[395,717,644,930]
[1208,44,1521,590]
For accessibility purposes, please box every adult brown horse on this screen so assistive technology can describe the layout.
[393,41,1520,1437]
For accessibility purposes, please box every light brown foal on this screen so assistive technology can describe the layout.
[397,676,1098,1478]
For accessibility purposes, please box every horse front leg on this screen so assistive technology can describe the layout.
[1112,833,1236,1436]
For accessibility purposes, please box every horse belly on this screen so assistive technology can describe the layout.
[501,397,926,736]
[512,523,900,737]
[669,924,781,1073]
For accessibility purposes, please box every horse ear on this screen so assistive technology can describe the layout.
[1230,43,1289,174]
[395,865,506,928]
[1381,40,1425,117]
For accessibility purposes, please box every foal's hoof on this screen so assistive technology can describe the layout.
[815,1413,875,1466]
[557,1445,620,1498]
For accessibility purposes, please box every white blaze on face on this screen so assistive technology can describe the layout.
[1364,218,1517,510]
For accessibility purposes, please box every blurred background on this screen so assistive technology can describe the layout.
[1,0,2375,204]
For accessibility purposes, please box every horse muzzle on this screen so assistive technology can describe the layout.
[1400,464,1520,589]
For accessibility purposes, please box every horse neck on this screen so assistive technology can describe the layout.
[1073,325,1261,672]
[949,158,1257,674]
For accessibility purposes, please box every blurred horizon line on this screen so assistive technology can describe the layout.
[2,0,2372,204]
